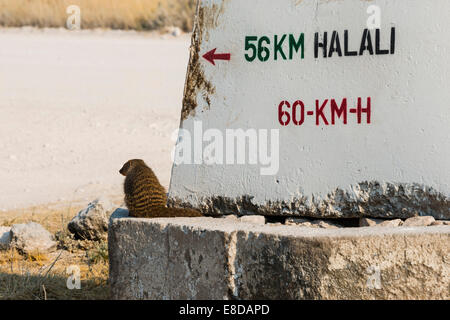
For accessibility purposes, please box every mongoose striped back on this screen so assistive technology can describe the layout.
[119,159,203,218]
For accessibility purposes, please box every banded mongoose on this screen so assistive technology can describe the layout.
[119,159,203,218]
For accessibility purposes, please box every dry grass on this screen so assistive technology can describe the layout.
[0,0,196,31]
[0,204,110,300]
[0,204,83,234]
[0,248,109,300]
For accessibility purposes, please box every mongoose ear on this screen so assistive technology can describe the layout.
[136,159,146,166]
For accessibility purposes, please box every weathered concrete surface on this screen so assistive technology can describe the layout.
[109,217,236,299]
[168,183,450,220]
[233,227,449,299]
[109,216,449,300]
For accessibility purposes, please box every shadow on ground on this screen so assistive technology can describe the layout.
[0,272,110,300]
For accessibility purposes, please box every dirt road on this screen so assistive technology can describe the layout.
[0,28,190,210]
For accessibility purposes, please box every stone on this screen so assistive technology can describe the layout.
[285,217,311,226]
[314,220,341,229]
[109,218,450,299]
[171,27,182,37]
[360,218,403,227]
[293,222,314,227]
[403,216,435,227]
[163,26,182,37]
[109,208,129,226]
[431,221,450,226]
[222,215,238,220]
[360,218,383,227]
[238,215,265,224]
[10,222,56,254]
[378,219,403,227]
[286,218,341,229]
[68,197,115,241]
[0,226,11,250]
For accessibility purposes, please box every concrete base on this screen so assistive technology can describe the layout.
[108,216,449,300]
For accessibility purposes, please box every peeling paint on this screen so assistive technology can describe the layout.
[168,181,449,219]
[180,1,228,122]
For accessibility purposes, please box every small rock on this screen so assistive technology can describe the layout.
[221,215,238,221]
[286,218,341,229]
[286,218,314,228]
[68,197,115,241]
[294,222,314,228]
[378,219,403,227]
[172,27,182,37]
[360,218,403,227]
[162,26,182,37]
[169,26,182,37]
[359,218,384,227]
[0,226,11,250]
[314,221,341,229]
[267,222,284,226]
[109,208,129,226]
[430,220,450,226]
[10,222,56,254]
[239,215,265,224]
[403,216,435,227]
[285,218,311,226]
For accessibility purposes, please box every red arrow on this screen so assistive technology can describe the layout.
[202,48,231,65]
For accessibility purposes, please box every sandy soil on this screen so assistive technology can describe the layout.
[0,28,191,210]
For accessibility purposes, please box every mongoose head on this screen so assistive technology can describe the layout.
[119,159,146,176]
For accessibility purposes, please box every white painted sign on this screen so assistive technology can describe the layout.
[168,0,450,219]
